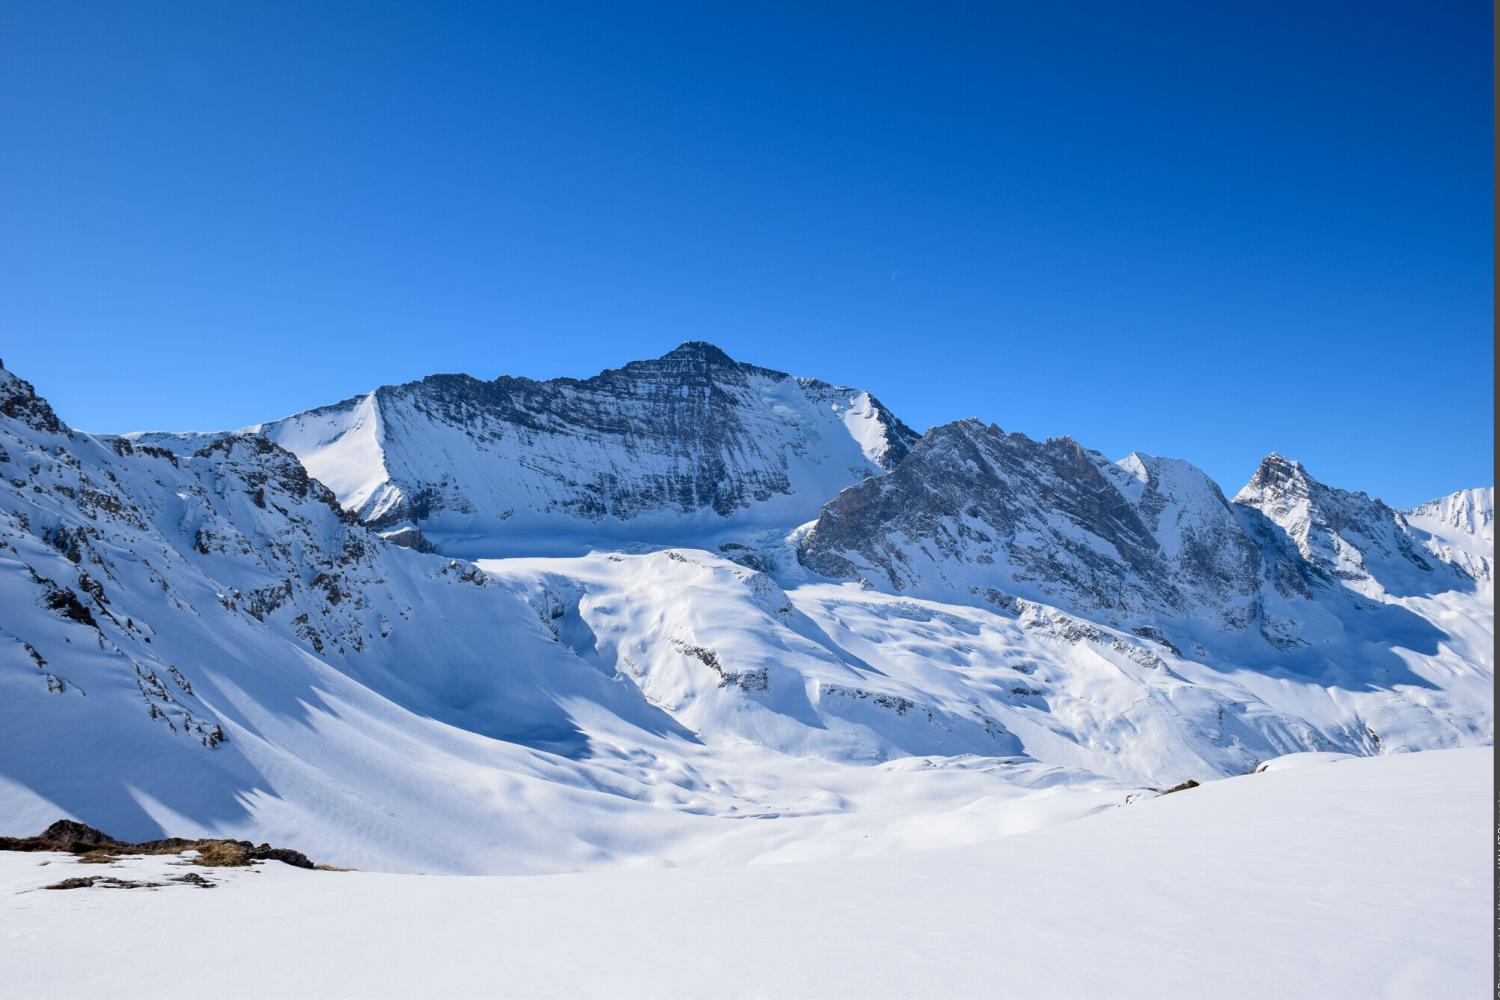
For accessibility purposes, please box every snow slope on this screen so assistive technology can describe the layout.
[0,362,1135,873]
[0,356,1491,876]
[795,427,1493,736]
[2,747,1487,1000]
[484,550,1492,786]
[1406,485,1494,588]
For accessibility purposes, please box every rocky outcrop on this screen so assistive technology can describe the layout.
[0,819,316,868]
[799,423,1491,647]
[798,419,1261,626]
[0,364,67,436]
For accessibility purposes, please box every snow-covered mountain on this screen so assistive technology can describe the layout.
[0,362,712,868]
[1405,486,1494,587]
[253,342,917,556]
[796,419,1263,625]
[792,421,1492,769]
[1232,452,1472,599]
[0,351,1491,874]
[797,422,1491,650]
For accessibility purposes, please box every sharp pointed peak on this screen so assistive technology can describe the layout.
[1254,452,1310,479]
[659,341,740,365]
[925,417,1004,440]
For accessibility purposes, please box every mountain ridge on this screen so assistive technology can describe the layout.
[245,342,917,555]
[0,352,1490,874]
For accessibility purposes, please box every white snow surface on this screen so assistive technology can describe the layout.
[0,358,1493,880]
[1251,750,1358,772]
[253,390,398,520]
[0,350,1494,997]
[1,747,1488,1000]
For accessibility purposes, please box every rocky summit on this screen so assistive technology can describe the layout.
[251,341,918,555]
[796,422,1490,656]
[796,419,1263,625]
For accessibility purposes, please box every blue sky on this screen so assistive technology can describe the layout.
[1,2,1491,506]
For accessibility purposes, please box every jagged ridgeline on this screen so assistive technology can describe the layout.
[0,348,1490,874]
[797,421,1490,646]
[251,341,919,556]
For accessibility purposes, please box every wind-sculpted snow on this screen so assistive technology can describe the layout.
[483,551,1028,764]
[254,342,918,556]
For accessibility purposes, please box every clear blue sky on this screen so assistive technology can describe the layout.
[1,2,1491,506]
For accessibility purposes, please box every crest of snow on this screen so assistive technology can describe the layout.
[1252,751,1358,773]
[837,389,897,466]
[249,392,398,520]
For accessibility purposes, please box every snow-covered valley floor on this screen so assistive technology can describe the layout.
[1,747,1488,1000]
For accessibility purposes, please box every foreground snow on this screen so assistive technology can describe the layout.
[2,747,1488,1000]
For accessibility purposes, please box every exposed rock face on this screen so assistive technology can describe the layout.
[0,364,67,436]
[1107,451,1264,610]
[799,423,1490,645]
[1232,454,1458,599]
[798,419,1261,625]
[254,342,918,553]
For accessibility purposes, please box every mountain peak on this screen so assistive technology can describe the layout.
[1236,452,1313,503]
[1258,452,1303,477]
[659,341,740,366]
[929,417,996,438]
[255,343,917,547]
[0,361,68,437]
[800,410,1264,623]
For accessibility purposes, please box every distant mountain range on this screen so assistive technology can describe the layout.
[0,346,1490,873]
[251,341,916,555]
